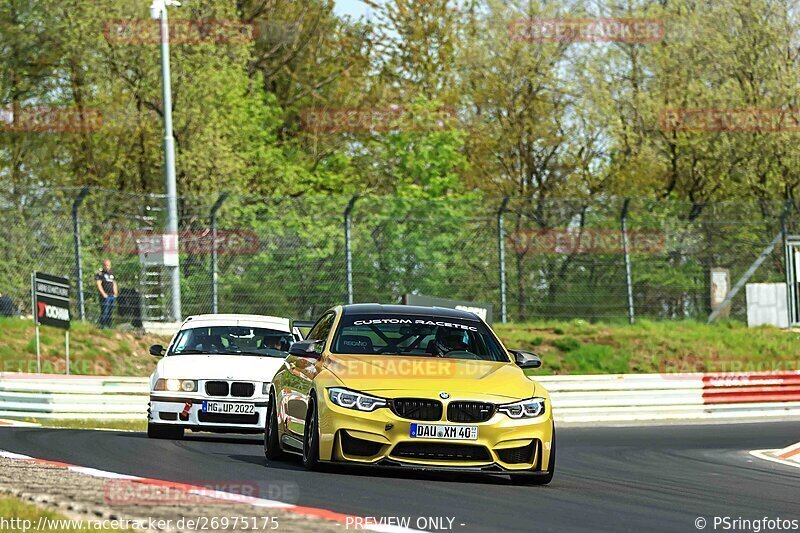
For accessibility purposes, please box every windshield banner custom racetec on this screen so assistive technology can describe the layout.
[352,318,479,332]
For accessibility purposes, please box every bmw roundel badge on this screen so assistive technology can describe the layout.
[439,392,450,399]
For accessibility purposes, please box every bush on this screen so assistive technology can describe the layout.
[552,336,580,352]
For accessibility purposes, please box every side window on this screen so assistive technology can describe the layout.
[306,313,335,342]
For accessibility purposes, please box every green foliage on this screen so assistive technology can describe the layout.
[1,0,798,202]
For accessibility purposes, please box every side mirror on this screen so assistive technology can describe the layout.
[511,350,541,369]
[288,340,323,359]
[149,344,165,357]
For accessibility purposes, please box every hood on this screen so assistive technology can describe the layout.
[324,354,535,400]
[156,353,285,382]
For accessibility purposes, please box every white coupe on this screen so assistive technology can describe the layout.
[147,314,303,439]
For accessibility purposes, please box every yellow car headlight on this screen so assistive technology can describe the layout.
[328,387,387,412]
[497,397,546,419]
[154,379,198,393]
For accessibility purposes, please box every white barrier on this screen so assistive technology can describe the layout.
[0,374,148,420]
[0,372,798,423]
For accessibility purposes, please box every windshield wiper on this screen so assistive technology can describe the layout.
[237,350,285,357]
[171,349,206,355]
[379,349,433,356]
[208,350,285,357]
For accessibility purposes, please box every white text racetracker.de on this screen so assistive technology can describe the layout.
[352,318,478,331]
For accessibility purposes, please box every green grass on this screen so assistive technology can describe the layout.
[0,495,128,531]
[0,317,169,377]
[1,316,798,377]
[551,336,581,352]
[28,419,147,431]
[496,319,800,375]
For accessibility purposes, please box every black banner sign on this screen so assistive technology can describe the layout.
[33,272,70,330]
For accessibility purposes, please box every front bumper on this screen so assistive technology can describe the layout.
[328,458,553,477]
[316,393,554,472]
[149,395,268,433]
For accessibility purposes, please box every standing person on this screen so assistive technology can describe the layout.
[96,259,118,328]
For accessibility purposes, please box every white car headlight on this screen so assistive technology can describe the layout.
[497,397,546,419]
[262,382,270,395]
[328,388,387,412]
[154,379,198,393]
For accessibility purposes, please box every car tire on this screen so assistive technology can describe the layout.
[264,392,285,461]
[147,422,184,440]
[511,424,555,486]
[301,396,320,470]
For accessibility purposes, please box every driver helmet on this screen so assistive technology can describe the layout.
[434,328,468,354]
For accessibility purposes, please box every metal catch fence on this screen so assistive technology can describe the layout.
[0,187,796,325]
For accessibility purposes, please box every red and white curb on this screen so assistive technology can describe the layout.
[0,450,418,532]
[750,441,800,470]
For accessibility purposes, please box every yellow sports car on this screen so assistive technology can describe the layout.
[264,304,555,485]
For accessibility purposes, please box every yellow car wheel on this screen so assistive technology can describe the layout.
[263,392,284,461]
[302,395,321,470]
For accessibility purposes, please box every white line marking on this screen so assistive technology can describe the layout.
[185,487,293,509]
[750,449,800,470]
[0,450,32,460]
[68,466,140,480]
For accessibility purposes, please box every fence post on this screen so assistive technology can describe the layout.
[708,199,794,323]
[72,187,90,321]
[782,200,796,326]
[344,195,360,305]
[621,198,635,325]
[209,192,229,314]
[498,196,510,323]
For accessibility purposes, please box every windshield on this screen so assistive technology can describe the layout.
[331,314,510,362]
[169,325,293,358]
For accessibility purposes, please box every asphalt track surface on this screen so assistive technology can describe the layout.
[1,421,799,532]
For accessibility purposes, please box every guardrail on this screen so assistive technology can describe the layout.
[539,371,800,423]
[0,373,148,420]
[0,371,799,423]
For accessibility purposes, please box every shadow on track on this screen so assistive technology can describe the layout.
[129,433,262,446]
[228,452,519,485]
